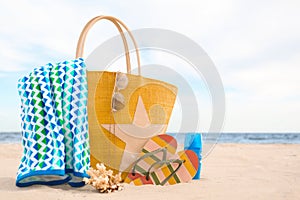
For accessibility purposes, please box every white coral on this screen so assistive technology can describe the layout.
[84,163,123,193]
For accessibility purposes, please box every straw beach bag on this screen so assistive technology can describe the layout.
[75,16,178,174]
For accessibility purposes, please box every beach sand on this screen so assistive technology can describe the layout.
[1,144,299,200]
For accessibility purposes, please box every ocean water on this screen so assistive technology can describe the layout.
[0,132,22,143]
[1,132,300,144]
[215,133,300,144]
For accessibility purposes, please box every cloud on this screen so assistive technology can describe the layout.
[209,1,300,68]
[0,73,7,78]
[224,98,300,132]
[0,0,115,74]
[0,0,300,132]
[225,53,300,99]
[0,107,21,132]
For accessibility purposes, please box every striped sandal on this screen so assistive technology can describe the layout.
[131,150,199,186]
[124,134,177,183]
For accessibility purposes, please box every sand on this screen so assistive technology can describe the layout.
[0,143,299,200]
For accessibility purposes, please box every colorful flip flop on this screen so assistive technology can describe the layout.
[124,134,177,183]
[131,150,199,186]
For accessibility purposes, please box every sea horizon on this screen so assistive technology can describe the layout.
[1,132,300,144]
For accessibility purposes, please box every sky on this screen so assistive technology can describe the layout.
[0,0,299,132]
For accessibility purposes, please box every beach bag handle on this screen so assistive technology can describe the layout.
[75,15,141,75]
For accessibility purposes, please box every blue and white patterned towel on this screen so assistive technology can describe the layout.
[16,58,90,187]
